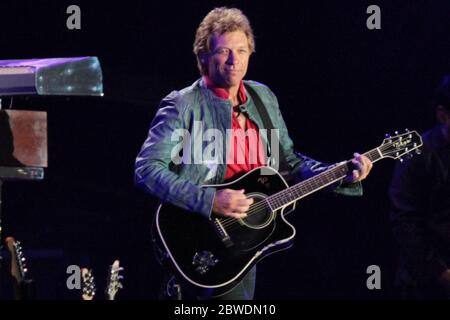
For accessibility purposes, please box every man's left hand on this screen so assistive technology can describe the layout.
[343,153,373,183]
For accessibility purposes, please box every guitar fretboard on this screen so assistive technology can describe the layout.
[266,148,382,210]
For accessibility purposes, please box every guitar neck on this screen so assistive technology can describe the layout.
[265,148,383,211]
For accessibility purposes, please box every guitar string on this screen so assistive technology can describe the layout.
[225,135,416,222]
[227,143,403,219]
[218,147,403,229]
[218,166,349,229]
[217,135,416,228]
[218,141,415,229]
[219,148,377,228]
[219,143,416,229]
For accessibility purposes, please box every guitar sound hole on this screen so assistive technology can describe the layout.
[241,193,274,229]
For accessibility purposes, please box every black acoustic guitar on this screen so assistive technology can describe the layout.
[155,130,423,297]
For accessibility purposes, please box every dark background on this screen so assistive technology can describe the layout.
[0,0,449,299]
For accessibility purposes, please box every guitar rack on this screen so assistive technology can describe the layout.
[0,56,103,298]
[0,110,47,297]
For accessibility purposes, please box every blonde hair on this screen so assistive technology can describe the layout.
[193,7,255,75]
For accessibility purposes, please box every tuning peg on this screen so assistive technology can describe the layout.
[415,149,422,155]
[385,133,391,138]
[395,130,399,135]
[399,158,404,163]
[405,128,410,132]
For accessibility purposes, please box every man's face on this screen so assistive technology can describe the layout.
[206,30,251,89]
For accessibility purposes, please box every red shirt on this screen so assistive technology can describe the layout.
[204,76,266,180]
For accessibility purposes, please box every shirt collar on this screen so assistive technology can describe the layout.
[203,75,247,104]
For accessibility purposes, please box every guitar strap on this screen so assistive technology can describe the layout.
[244,84,292,182]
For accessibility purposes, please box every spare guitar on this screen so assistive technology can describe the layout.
[105,260,124,300]
[154,130,423,297]
[81,268,96,300]
[5,237,36,300]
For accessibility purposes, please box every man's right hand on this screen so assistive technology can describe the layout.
[212,189,254,219]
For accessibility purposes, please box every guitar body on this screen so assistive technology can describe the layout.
[155,167,296,297]
[153,130,423,297]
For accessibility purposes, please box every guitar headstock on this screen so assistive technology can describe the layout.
[379,130,423,161]
[105,260,124,300]
[5,237,36,300]
[5,237,29,283]
[81,268,96,300]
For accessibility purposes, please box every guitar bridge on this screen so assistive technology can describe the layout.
[212,218,233,248]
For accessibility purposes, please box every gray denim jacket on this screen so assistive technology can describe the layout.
[135,78,362,219]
